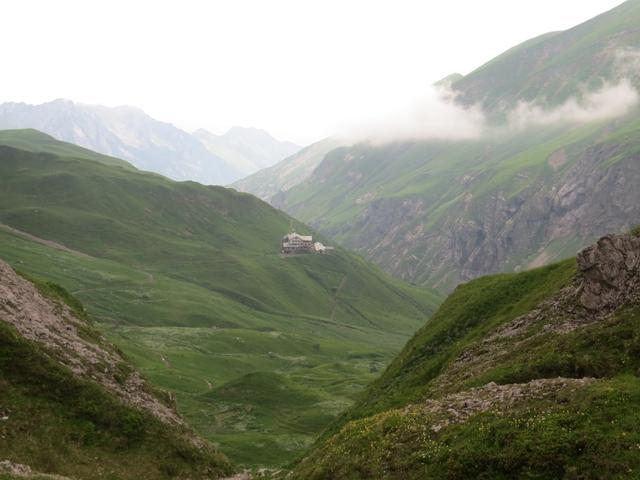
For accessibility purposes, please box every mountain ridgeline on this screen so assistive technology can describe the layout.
[231,137,345,202]
[194,126,300,176]
[0,128,441,467]
[293,230,640,479]
[0,100,300,185]
[237,0,640,293]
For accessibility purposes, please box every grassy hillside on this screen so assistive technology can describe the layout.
[279,114,640,291]
[292,232,640,479]
[0,271,232,480]
[0,130,441,466]
[272,1,640,292]
[0,129,135,170]
[232,137,344,202]
[453,0,640,111]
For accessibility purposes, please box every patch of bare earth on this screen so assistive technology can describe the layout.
[0,223,92,259]
[0,460,72,479]
[413,377,594,433]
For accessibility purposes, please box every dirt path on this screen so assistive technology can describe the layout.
[330,275,347,322]
[0,222,93,259]
[160,355,173,368]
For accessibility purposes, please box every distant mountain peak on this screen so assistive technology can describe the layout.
[0,99,240,184]
[194,125,301,177]
[433,73,464,89]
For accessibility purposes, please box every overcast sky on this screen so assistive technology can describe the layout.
[1,0,625,144]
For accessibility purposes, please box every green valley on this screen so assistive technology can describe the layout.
[0,129,441,467]
[0,259,233,479]
[3,2,640,478]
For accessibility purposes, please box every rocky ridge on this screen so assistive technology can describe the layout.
[433,233,640,394]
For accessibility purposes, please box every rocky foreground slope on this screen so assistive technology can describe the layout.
[292,231,640,479]
[0,259,233,479]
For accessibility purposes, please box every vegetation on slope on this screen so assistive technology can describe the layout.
[345,259,577,419]
[0,129,134,170]
[292,233,640,479]
[295,375,640,480]
[0,130,441,466]
[453,0,640,111]
[232,137,343,202]
[274,0,640,292]
[0,275,232,480]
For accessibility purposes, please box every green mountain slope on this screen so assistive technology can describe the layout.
[194,127,300,176]
[232,137,344,202]
[272,0,640,292]
[293,231,640,479]
[0,130,441,466]
[453,0,640,111]
[0,259,232,480]
[0,128,135,170]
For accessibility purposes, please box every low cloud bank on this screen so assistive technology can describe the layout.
[345,87,486,145]
[507,80,639,129]
[348,78,639,145]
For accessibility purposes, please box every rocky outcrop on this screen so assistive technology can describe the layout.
[0,259,181,425]
[419,377,594,433]
[431,233,640,395]
[0,460,71,479]
[577,233,640,310]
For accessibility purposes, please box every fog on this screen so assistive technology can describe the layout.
[344,87,487,144]
[351,78,639,145]
[507,80,639,129]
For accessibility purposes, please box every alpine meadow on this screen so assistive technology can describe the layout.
[2,1,640,479]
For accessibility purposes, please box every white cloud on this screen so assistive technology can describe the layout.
[507,79,639,129]
[0,0,624,145]
[350,78,639,145]
[614,48,640,78]
[345,86,487,144]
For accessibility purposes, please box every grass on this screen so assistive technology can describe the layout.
[0,129,134,169]
[263,0,640,294]
[464,304,640,388]
[294,376,640,480]
[0,131,442,467]
[0,280,232,480]
[332,259,577,426]
[277,113,640,292]
[292,256,640,479]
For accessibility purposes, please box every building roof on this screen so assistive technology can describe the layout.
[283,232,313,242]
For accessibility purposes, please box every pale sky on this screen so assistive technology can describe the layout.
[1,0,625,144]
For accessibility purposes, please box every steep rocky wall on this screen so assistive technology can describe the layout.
[332,144,640,291]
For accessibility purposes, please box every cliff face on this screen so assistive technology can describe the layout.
[293,232,640,479]
[576,233,640,310]
[286,131,640,292]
